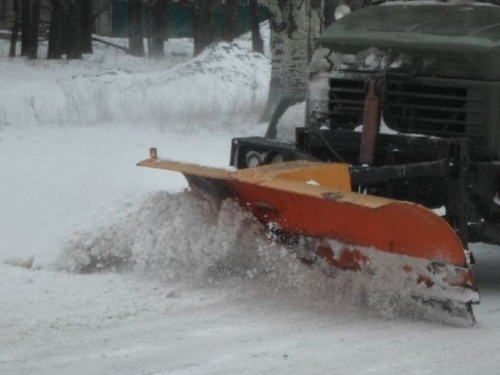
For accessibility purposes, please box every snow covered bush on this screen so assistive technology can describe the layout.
[7,41,270,132]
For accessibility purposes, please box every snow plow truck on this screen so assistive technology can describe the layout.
[137,1,500,324]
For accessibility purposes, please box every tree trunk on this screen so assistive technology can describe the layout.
[30,0,40,59]
[0,0,8,29]
[149,0,169,59]
[259,19,284,121]
[48,0,65,59]
[323,0,338,28]
[221,0,237,42]
[259,0,324,121]
[20,0,28,55]
[128,0,144,57]
[67,0,82,59]
[191,0,215,56]
[81,0,93,54]
[20,0,40,59]
[9,0,20,57]
[249,0,263,53]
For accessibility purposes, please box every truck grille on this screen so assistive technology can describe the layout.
[328,78,365,128]
[328,77,486,150]
[385,80,485,150]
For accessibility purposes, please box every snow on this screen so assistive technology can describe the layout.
[276,101,305,142]
[354,117,400,135]
[2,30,500,375]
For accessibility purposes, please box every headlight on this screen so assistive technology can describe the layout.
[334,4,351,20]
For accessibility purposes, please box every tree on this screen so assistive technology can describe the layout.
[128,0,145,56]
[66,0,82,59]
[81,0,93,54]
[323,0,338,28]
[249,0,263,53]
[47,0,95,60]
[9,0,21,57]
[21,0,40,59]
[191,0,215,55]
[221,0,238,42]
[0,0,8,29]
[47,0,66,59]
[148,0,170,59]
[259,0,324,121]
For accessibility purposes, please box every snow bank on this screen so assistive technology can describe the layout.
[0,39,270,132]
[58,42,269,130]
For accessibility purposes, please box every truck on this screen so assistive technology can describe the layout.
[140,1,500,323]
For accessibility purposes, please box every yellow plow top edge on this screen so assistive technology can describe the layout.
[137,157,401,210]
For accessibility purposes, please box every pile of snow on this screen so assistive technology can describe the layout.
[1,39,270,131]
[57,42,269,130]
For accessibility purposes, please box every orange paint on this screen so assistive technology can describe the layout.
[227,180,467,267]
[417,275,434,288]
[316,242,369,271]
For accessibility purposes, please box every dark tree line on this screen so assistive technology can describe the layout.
[194,0,263,54]
[128,0,170,58]
[5,0,264,60]
[8,0,96,59]
[128,0,264,57]
[8,0,41,58]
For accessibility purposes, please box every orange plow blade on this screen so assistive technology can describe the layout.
[138,151,479,323]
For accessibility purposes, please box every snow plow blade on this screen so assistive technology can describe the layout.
[138,150,479,323]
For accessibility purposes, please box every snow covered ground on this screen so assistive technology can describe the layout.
[2,32,500,375]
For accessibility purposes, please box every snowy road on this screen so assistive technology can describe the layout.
[2,247,500,375]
